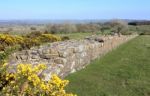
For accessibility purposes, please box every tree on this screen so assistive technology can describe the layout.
[107,20,129,36]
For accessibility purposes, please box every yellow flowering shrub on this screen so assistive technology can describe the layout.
[0,63,76,96]
[13,35,24,44]
[21,37,41,49]
[0,34,24,51]
[0,34,15,46]
[0,33,61,51]
[40,34,61,42]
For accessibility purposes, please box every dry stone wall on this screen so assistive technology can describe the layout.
[8,35,137,80]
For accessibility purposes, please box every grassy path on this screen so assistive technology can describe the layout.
[66,35,150,96]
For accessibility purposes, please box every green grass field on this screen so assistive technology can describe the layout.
[56,31,103,40]
[56,32,93,40]
[66,35,150,96]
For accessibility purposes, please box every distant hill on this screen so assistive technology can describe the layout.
[0,20,109,25]
[0,19,150,26]
[128,20,150,25]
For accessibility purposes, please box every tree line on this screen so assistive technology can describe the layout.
[44,20,129,35]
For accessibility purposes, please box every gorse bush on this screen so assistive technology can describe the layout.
[25,32,61,42]
[39,34,61,42]
[21,33,61,49]
[0,33,61,51]
[0,63,76,96]
[0,34,24,50]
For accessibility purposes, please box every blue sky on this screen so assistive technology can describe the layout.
[0,0,150,20]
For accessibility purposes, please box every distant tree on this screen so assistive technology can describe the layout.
[61,23,77,33]
[30,27,36,30]
[99,23,111,35]
[107,20,129,36]
[50,25,59,34]
[76,23,101,34]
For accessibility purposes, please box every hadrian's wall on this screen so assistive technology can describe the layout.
[8,35,138,80]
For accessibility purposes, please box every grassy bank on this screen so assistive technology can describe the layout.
[66,35,150,96]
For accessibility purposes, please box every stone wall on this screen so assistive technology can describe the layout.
[8,35,137,80]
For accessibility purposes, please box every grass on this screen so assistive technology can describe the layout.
[56,32,93,40]
[65,35,150,96]
[56,31,103,40]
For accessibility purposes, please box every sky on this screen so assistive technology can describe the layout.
[0,0,150,20]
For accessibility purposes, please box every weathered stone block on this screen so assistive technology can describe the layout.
[41,54,59,59]
[49,49,58,55]
[20,55,28,60]
[58,48,73,57]
[54,58,67,64]
[42,49,50,54]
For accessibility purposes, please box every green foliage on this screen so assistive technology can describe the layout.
[45,23,102,34]
[129,25,150,35]
[0,46,20,64]
[108,20,129,35]
[25,31,42,38]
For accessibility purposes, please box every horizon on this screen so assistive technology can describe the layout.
[0,0,150,20]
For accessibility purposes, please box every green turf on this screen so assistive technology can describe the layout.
[56,31,104,40]
[65,35,150,96]
[56,32,93,40]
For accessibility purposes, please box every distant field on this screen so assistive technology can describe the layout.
[56,31,105,40]
[56,32,93,40]
[66,35,150,96]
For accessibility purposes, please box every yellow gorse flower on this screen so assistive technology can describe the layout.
[2,63,8,67]
[0,63,76,96]
[0,33,61,52]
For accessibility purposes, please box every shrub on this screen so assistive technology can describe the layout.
[139,32,150,35]
[0,33,61,51]
[121,31,134,35]
[20,37,41,49]
[0,46,20,64]
[106,20,129,36]
[0,63,76,96]
[39,34,61,42]
[0,34,16,46]
[21,33,61,49]
[0,45,4,51]
[61,36,70,41]
[30,27,37,30]
[0,34,24,50]
[25,31,42,38]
